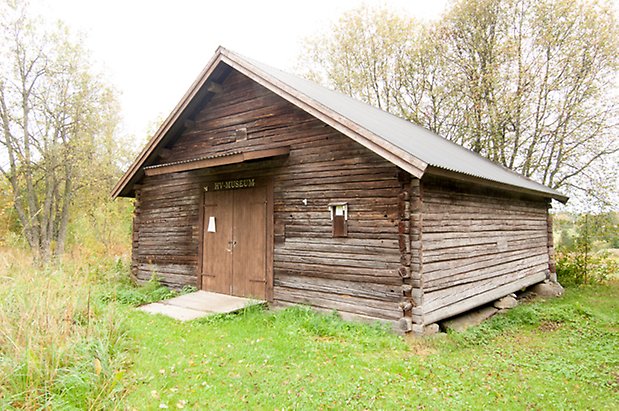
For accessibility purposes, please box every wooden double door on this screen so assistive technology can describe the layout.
[200,185,268,299]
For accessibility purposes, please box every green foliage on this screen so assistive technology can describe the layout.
[121,305,411,410]
[0,250,198,409]
[557,250,618,286]
[98,275,177,307]
[268,305,397,344]
[67,198,134,258]
[586,212,619,249]
[0,179,17,245]
[180,284,198,294]
[2,249,619,409]
[449,295,595,347]
[0,2,134,262]
[438,285,619,402]
[555,212,619,285]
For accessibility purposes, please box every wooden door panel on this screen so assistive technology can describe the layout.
[200,184,269,300]
[201,190,233,294]
[232,186,267,299]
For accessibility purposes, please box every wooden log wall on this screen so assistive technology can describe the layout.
[131,69,404,321]
[396,172,413,331]
[547,206,557,282]
[132,168,205,287]
[409,179,425,333]
[130,189,142,281]
[419,176,551,325]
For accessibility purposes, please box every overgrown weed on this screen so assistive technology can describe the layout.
[0,249,131,409]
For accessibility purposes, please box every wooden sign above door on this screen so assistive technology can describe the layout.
[205,178,256,192]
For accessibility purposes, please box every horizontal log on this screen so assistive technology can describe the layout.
[276,241,399,258]
[274,210,398,221]
[423,266,546,314]
[273,252,400,270]
[422,181,548,209]
[422,222,547,234]
[136,255,198,264]
[423,272,546,324]
[274,269,401,287]
[273,286,400,320]
[283,237,399,249]
[422,233,547,252]
[272,301,401,328]
[423,247,544,275]
[424,249,548,281]
[136,270,196,288]
[138,263,197,275]
[424,254,549,292]
[274,262,396,280]
[422,200,548,216]
[274,274,401,301]
[422,229,547,242]
[422,239,547,264]
[137,248,196,256]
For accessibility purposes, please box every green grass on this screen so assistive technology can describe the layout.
[2,248,618,409]
[120,284,619,410]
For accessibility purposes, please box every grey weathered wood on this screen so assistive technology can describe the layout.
[423,272,546,324]
[418,176,552,325]
[274,286,400,320]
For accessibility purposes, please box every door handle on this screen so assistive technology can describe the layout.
[226,240,237,252]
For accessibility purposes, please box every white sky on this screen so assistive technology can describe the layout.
[31,0,449,142]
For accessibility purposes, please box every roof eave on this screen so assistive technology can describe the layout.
[425,166,569,203]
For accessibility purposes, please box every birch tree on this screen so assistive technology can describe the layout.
[0,2,121,261]
[301,0,619,205]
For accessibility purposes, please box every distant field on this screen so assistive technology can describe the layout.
[1,253,618,409]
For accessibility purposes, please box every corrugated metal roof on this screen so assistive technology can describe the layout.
[112,46,568,202]
[241,54,566,202]
[144,151,243,170]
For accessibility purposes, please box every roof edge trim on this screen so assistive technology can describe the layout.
[425,166,569,203]
[143,147,290,176]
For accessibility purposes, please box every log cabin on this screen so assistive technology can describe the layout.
[112,47,567,334]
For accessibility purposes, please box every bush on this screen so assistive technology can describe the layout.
[556,250,618,286]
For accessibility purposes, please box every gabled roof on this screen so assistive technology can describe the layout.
[112,46,568,203]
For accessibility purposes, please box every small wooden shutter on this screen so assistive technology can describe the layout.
[332,215,348,237]
[329,202,348,238]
